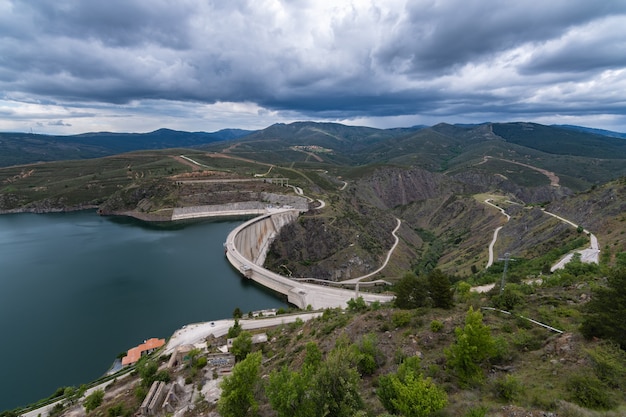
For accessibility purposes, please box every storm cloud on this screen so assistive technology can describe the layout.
[1,0,625,133]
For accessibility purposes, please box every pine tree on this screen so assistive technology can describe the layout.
[394,272,430,309]
[428,269,454,309]
[218,352,262,417]
[581,268,626,349]
[445,307,496,385]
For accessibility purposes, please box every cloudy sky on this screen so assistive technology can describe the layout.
[1,0,626,134]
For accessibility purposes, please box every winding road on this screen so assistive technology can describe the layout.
[542,209,600,271]
[484,199,511,268]
[483,198,600,272]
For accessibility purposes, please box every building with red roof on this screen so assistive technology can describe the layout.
[122,338,165,366]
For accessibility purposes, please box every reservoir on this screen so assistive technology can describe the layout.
[0,211,288,411]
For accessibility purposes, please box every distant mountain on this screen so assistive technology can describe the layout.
[200,121,425,165]
[3,121,626,192]
[0,128,254,167]
[202,121,626,191]
[553,124,626,139]
[491,123,626,158]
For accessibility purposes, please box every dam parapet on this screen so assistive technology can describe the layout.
[171,193,308,221]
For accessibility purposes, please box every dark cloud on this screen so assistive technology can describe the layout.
[9,0,195,48]
[0,0,625,133]
[374,1,626,75]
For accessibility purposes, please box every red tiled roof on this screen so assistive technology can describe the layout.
[121,338,165,366]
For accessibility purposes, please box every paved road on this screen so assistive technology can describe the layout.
[541,209,600,271]
[482,200,599,272]
[484,199,511,268]
[164,312,323,354]
[341,217,401,284]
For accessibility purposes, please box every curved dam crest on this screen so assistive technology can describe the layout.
[222,208,394,309]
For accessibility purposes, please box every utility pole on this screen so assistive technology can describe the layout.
[499,252,511,295]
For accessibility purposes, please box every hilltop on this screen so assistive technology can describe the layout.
[0,128,253,168]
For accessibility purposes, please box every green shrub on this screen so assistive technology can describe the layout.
[430,320,444,332]
[465,405,488,417]
[566,374,616,410]
[49,403,65,417]
[394,348,407,365]
[107,403,131,417]
[493,374,522,402]
[352,333,384,376]
[227,319,242,338]
[512,329,543,351]
[195,356,207,369]
[392,310,412,328]
[347,296,368,312]
[378,356,447,417]
[586,341,626,389]
[491,284,525,310]
[231,331,253,361]
[457,281,472,302]
[155,369,170,383]
[83,389,104,413]
[134,385,147,401]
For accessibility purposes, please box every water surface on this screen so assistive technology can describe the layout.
[0,211,287,411]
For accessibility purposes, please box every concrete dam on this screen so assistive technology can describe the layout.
[224,209,394,310]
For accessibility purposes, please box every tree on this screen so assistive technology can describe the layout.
[377,356,447,417]
[83,389,104,413]
[394,272,429,309]
[267,342,363,417]
[136,356,169,388]
[267,366,318,417]
[347,296,368,312]
[267,342,322,417]
[313,345,364,417]
[491,284,525,310]
[581,268,626,349]
[445,307,496,385]
[227,318,242,338]
[428,269,454,309]
[351,333,384,376]
[233,307,243,319]
[231,331,253,361]
[218,351,262,417]
[136,356,158,387]
[303,341,322,369]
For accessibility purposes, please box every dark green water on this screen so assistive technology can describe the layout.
[0,211,288,411]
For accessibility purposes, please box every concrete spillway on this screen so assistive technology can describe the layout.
[224,209,394,310]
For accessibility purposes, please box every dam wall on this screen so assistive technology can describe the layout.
[224,209,395,310]
[172,202,267,220]
[232,209,299,266]
[171,193,308,221]
[225,209,309,308]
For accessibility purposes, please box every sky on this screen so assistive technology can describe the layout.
[1,0,626,135]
